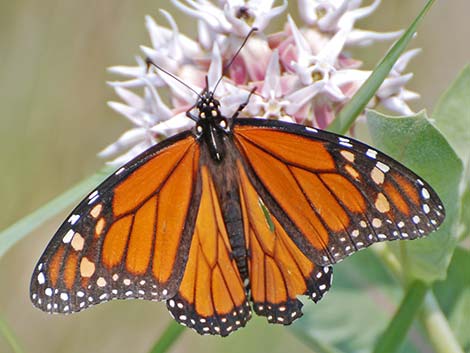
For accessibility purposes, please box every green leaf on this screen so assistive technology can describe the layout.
[433,65,470,165]
[366,110,463,283]
[448,288,470,351]
[434,247,470,352]
[433,65,470,242]
[459,182,470,240]
[328,0,435,135]
[290,251,423,353]
[0,166,113,259]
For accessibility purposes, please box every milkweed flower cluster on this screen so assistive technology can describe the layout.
[103,0,420,165]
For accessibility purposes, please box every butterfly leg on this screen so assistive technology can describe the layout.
[186,109,199,122]
[231,87,257,120]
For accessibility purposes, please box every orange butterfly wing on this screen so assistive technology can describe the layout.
[166,165,250,336]
[237,162,332,324]
[233,119,445,266]
[30,132,200,313]
[30,115,445,337]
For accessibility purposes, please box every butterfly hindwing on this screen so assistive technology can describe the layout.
[233,118,445,266]
[30,132,201,313]
[167,165,251,336]
[237,162,332,324]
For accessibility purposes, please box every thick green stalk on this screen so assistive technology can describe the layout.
[373,281,428,353]
[148,321,185,353]
[421,292,464,353]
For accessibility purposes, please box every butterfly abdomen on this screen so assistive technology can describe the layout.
[202,137,250,280]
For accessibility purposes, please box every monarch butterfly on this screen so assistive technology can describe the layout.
[30,47,445,338]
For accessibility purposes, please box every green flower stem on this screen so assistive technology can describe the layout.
[148,321,185,353]
[373,245,463,353]
[373,280,428,353]
[0,166,113,259]
[328,0,436,134]
[421,292,464,353]
[0,314,25,353]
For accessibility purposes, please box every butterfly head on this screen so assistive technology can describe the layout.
[194,90,229,162]
[196,91,222,121]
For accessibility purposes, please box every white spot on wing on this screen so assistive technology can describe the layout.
[366,149,378,159]
[115,167,125,175]
[68,214,80,225]
[37,272,46,284]
[376,161,390,173]
[421,188,430,200]
[305,127,318,133]
[62,229,75,243]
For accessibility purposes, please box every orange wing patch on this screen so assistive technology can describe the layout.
[102,215,133,268]
[166,166,250,337]
[235,134,331,252]
[30,134,200,314]
[234,126,335,171]
[126,196,157,275]
[112,137,195,216]
[238,163,331,324]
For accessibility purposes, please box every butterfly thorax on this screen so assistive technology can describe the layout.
[194,92,230,163]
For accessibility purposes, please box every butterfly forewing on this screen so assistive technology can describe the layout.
[233,118,445,266]
[30,132,201,313]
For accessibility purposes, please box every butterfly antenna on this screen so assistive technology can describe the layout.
[211,27,258,95]
[145,58,202,99]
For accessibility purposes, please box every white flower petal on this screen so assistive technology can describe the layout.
[105,141,154,166]
[346,29,403,47]
[107,76,163,89]
[114,87,145,109]
[107,102,146,127]
[318,0,349,32]
[377,73,413,99]
[323,81,346,101]
[381,96,414,115]
[150,113,194,135]
[288,15,311,64]
[330,68,370,87]
[285,81,325,115]
[253,0,287,32]
[401,89,420,101]
[342,0,381,24]
[208,43,223,91]
[261,50,281,99]
[98,128,147,159]
[316,27,349,66]
[393,48,421,74]
[171,0,231,33]
[108,64,146,78]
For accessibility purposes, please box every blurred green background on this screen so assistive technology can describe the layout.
[1,1,469,352]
